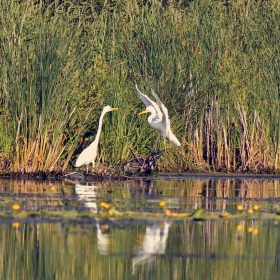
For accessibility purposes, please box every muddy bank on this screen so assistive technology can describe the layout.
[1,170,280,182]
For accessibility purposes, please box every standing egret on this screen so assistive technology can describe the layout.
[135,84,181,147]
[75,105,118,172]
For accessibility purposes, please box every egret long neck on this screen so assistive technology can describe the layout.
[94,109,107,144]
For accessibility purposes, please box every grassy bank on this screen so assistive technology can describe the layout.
[0,0,279,173]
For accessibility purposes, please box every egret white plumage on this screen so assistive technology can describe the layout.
[75,105,118,172]
[135,84,181,147]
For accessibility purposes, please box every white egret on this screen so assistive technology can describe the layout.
[135,84,181,147]
[75,105,118,172]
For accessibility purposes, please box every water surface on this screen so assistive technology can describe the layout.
[1,176,280,279]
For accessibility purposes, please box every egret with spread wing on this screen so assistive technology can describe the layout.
[75,105,118,172]
[135,84,180,147]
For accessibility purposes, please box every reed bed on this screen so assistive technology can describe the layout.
[0,0,279,173]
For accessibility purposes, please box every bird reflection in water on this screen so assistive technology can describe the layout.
[133,221,171,273]
[75,183,109,255]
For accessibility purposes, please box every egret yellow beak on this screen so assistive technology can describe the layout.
[138,109,149,116]
[110,108,118,111]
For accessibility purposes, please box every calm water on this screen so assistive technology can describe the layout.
[1,175,280,280]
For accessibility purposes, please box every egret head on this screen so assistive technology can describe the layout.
[138,106,154,116]
[103,105,118,113]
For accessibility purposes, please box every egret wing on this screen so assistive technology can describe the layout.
[135,84,162,119]
[151,88,181,146]
[150,88,170,131]
[75,141,98,167]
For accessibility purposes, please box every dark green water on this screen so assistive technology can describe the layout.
[1,176,280,280]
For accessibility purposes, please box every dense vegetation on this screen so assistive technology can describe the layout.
[0,0,279,173]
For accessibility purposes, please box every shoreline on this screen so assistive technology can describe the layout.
[1,170,280,181]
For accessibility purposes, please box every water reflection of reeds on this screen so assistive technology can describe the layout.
[154,179,280,213]
[1,219,280,280]
[0,179,74,212]
[1,178,280,213]
[1,178,280,278]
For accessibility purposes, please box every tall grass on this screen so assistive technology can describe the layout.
[0,1,103,172]
[0,0,279,173]
[113,0,280,172]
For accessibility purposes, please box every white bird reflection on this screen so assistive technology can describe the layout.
[75,183,109,255]
[133,221,171,273]
[75,183,99,211]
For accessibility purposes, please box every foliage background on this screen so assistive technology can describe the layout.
[0,0,279,173]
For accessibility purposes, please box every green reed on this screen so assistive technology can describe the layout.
[0,1,102,172]
[0,0,280,173]
[114,0,280,172]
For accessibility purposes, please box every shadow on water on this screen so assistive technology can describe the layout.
[2,175,280,279]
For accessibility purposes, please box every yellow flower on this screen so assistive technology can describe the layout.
[247,227,253,233]
[253,205,259,211]
[12,222,20,228]
[236,224,243,231]
[12,204,21,211]
[108,210,114,216]
[253,228,259,235]
[100,202,110,209]
[248,209,254,214]
[51,186,55,191]
[159,201,166,207]
[237,205,243,211]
